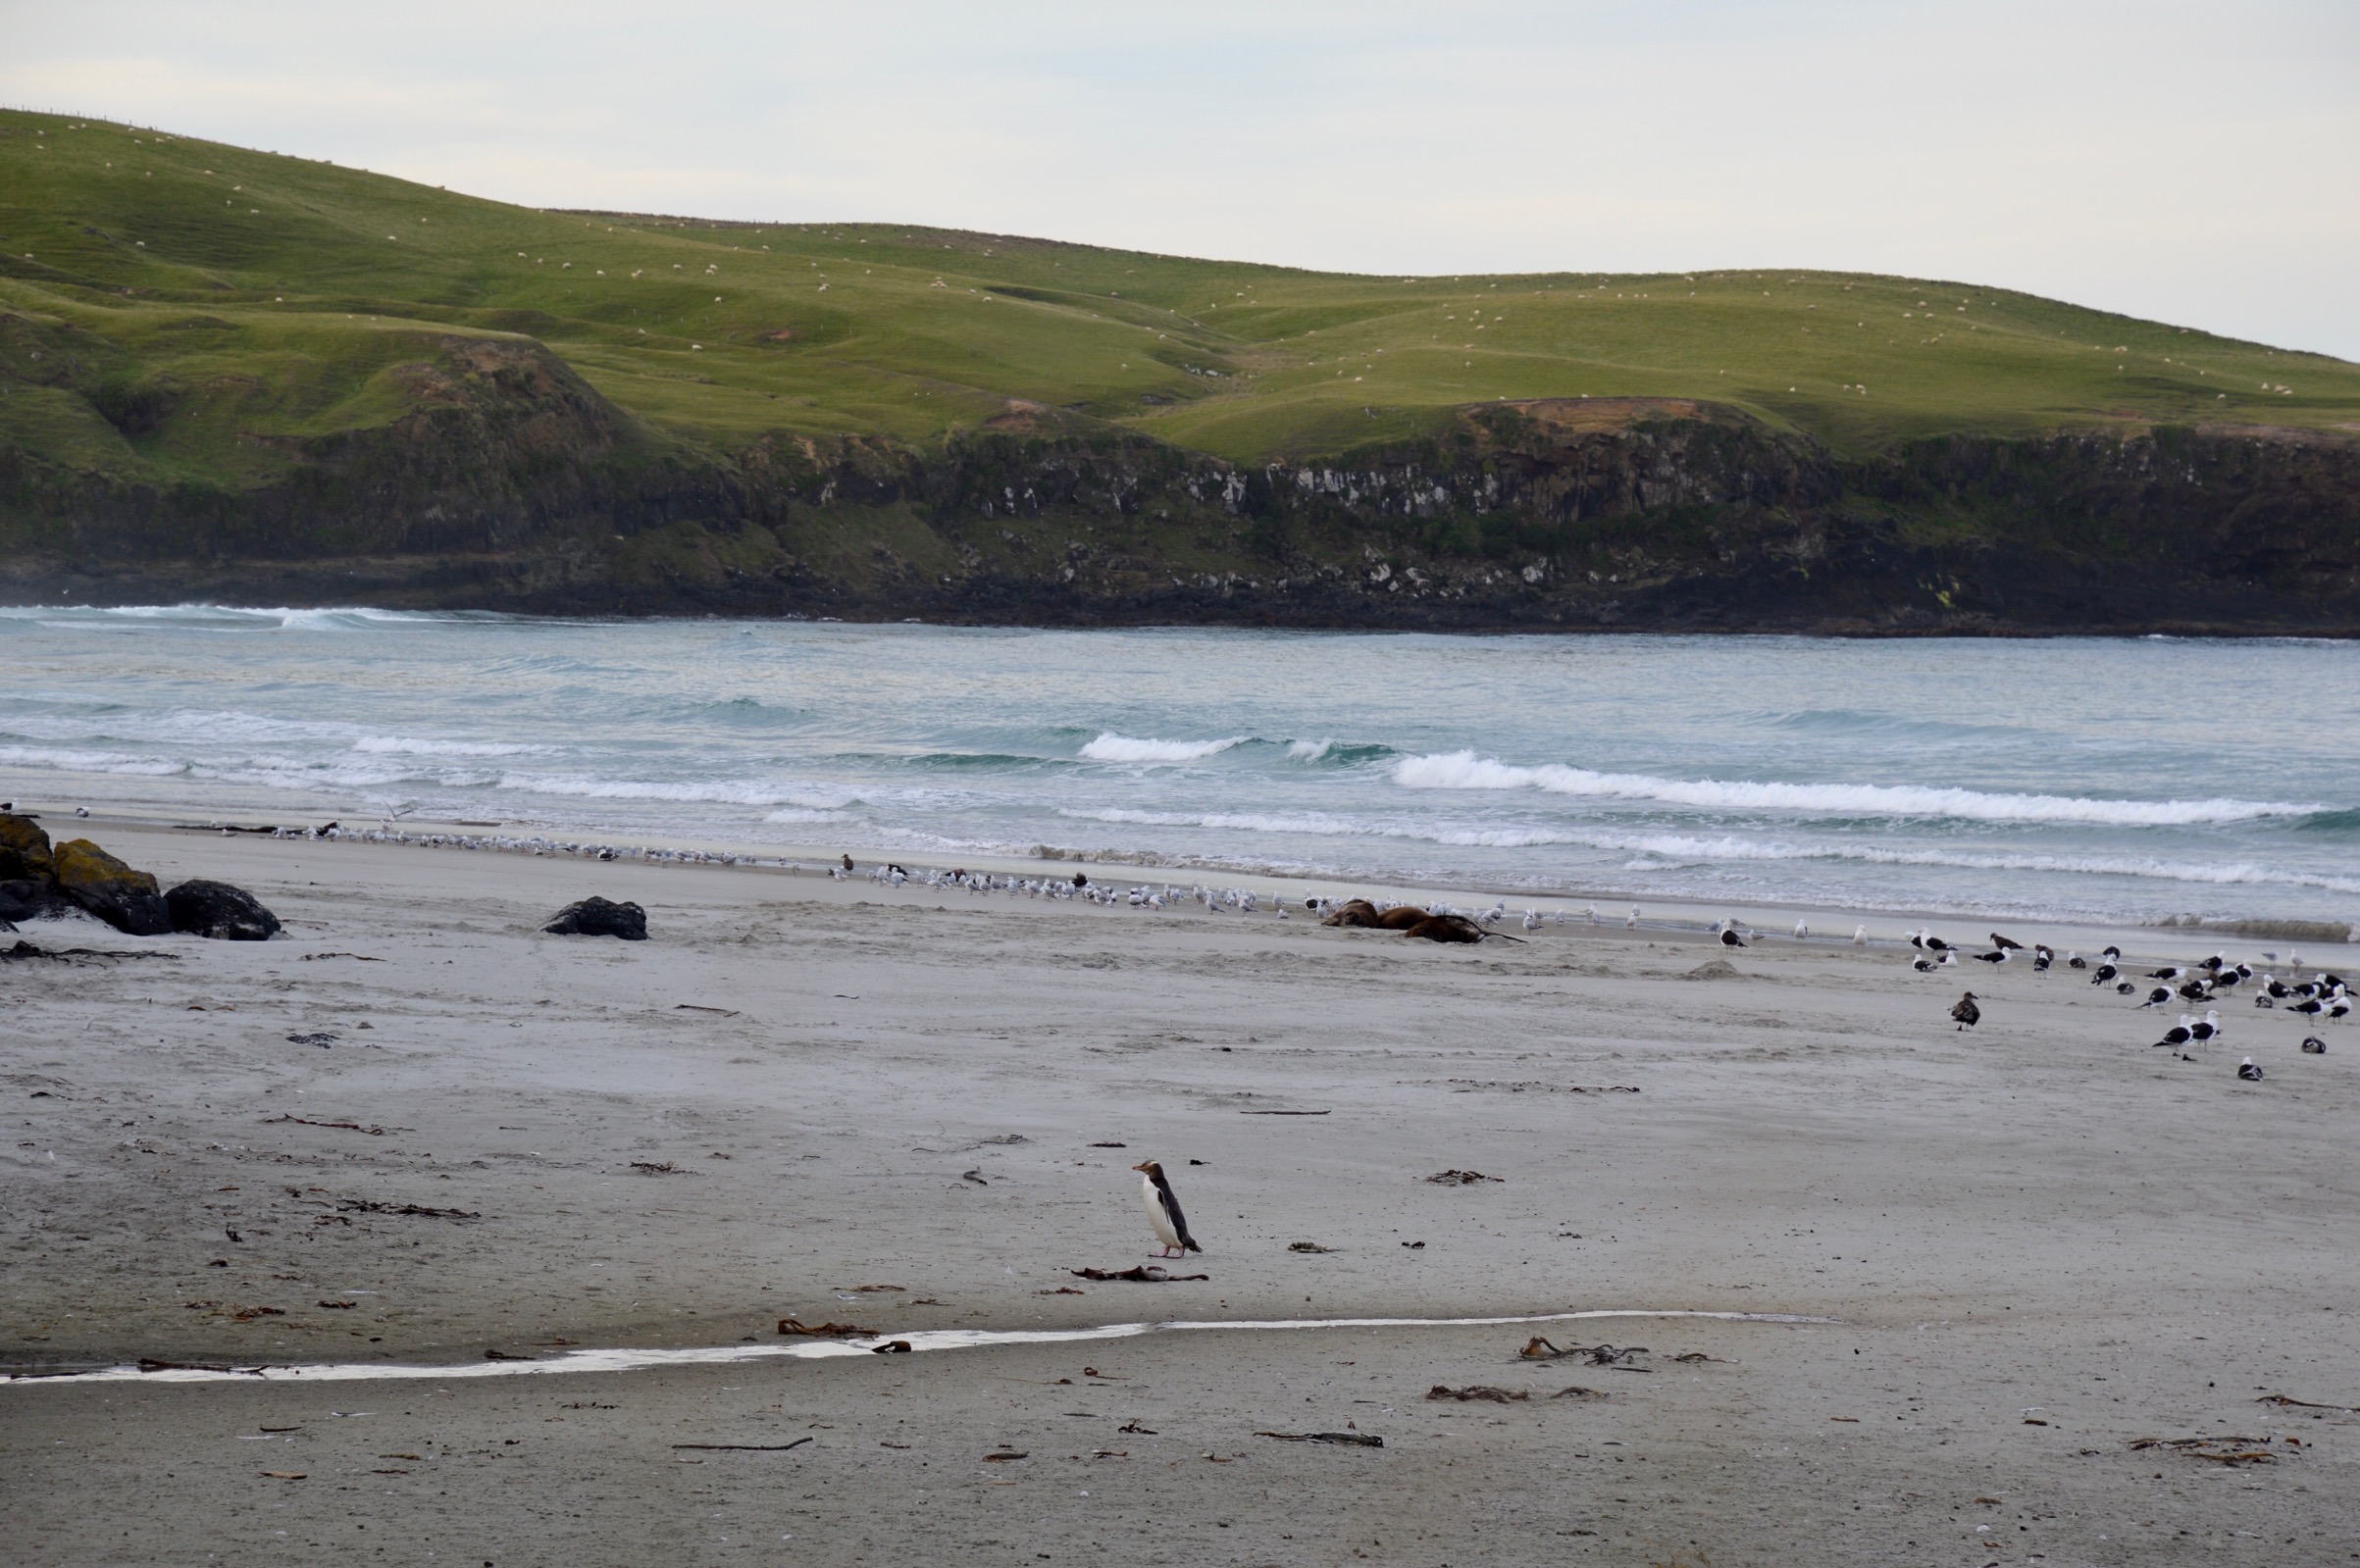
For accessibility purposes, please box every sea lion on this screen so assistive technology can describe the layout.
[1373,905,1433,930]
[1404,914,1485,943]
[1319,898,1383,928]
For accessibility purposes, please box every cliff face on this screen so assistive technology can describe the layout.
[4,335,2356,633]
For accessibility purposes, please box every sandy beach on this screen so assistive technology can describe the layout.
[5,819,2356,1566]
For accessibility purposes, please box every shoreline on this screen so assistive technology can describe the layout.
[11,807,2350,961]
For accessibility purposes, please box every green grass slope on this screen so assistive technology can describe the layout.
[7,105,2358,501]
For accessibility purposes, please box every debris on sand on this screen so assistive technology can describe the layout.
[265,1114,385,1136]
[674,1003,739,1016]
[285,1032,338,1047]
[2,939,178,964]
[1520,1338,1647,1365]
[2258,1392,2359,1412]
[2129,1436,2291,1465]
[1288,1241,1336,1253]
[1426,1169,1501,1185]
[1427,1385,1527,1403]
[543,896,647,940]
[1036,1286,1086,1295]
[777,1318,878,1338]
[1549,1386,1609,1400]
[335,1199,480,1221]
[847,1284,905,1292]
[871,1340,912,1353]
[1683,959,1741,981]
[982,1450,1028,1462]
[673,1439,813,1452]
[630,1160,696,1176]
[1256,1430,1384,1447]
[1070,1265,1209,1283]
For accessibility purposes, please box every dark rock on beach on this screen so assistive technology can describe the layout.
[544,896,647,940]
[51,838,172,936]
[165,879,282,941]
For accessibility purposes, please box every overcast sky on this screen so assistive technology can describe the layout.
[9,1,2356,358]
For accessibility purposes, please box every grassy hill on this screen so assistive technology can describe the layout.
[3,107,2358,633]
[5,105,2357,483]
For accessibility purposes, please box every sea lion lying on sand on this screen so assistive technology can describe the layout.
[1320,898,1383,928]
[1405,913,1526,944]
[1375,905,1433,930]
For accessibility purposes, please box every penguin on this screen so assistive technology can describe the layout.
[1951,992,1980,1031]
[1132,1160,1200,1258]
[2236,1057,2264,1082]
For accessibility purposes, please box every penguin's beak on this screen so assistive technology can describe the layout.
[1130,1161,1151,1174]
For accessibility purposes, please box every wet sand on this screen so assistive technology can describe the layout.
[4,822,2356,1565]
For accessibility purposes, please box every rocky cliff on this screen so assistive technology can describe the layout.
[5,337,2356,634]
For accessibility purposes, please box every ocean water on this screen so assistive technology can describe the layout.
[3,605,2355,928]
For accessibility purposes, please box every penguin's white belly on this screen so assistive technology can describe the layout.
[1141,1175,1180,1248]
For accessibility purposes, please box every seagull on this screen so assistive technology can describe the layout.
[1972,948,2010,965]
[1132,1160,1200,1258]
[2032,944,2054,972]
[1951,992,1980,1031]
[2153,1016,2194,1049]
[2138,986,2174,1008]
[1719,925,1746,948]
[1521,909,1541,934]
[1627,905,1640,930]
[2066,950,2086,969]
[1794,920,1809,939]
[1989,932,2024,950]
[2101,944,2122,962]
[1913,954,1939,973]
[2301,1037,2327,1054]
[1923,933,1953,954]
[2236,1057,2264,1082]
[2090,963,2119,986]
[2189,1009,2222,1045]
[1852,925,1868,946]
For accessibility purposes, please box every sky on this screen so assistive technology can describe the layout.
[7,0,2357,359]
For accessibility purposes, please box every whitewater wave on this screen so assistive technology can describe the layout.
[0,603,492,631]
[0,744,186,778]
[493,772,858,810]
[1055,807,2360,895]
[1389,751,2324,827]
[1287,738,1335,762]
[1080,733,1250,764]
[354,735,554,759]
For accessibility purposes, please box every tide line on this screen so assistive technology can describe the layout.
[5,1308,1838,1388]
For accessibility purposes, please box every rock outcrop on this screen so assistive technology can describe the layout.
[0,813,54,883]
[543,896,647,940]
[165,879,282,941]
[51,838,173,936]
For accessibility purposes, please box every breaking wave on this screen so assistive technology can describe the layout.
[1388,751,2324,827]
[1079,733,1250,764]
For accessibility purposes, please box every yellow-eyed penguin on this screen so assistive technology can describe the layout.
[1132,1160,1200,1258]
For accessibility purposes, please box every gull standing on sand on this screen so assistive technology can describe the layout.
[1133,1160,1201,1258]
[1951,991,1980,1031]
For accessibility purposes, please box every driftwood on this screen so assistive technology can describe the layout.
[1071,1265,1209,1283]
[1256,1430,1383,1447]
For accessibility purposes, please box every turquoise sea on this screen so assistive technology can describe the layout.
[3,606,2355,927]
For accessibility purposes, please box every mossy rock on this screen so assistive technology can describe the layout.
[0,814,53,883]
[52,838,172,936]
